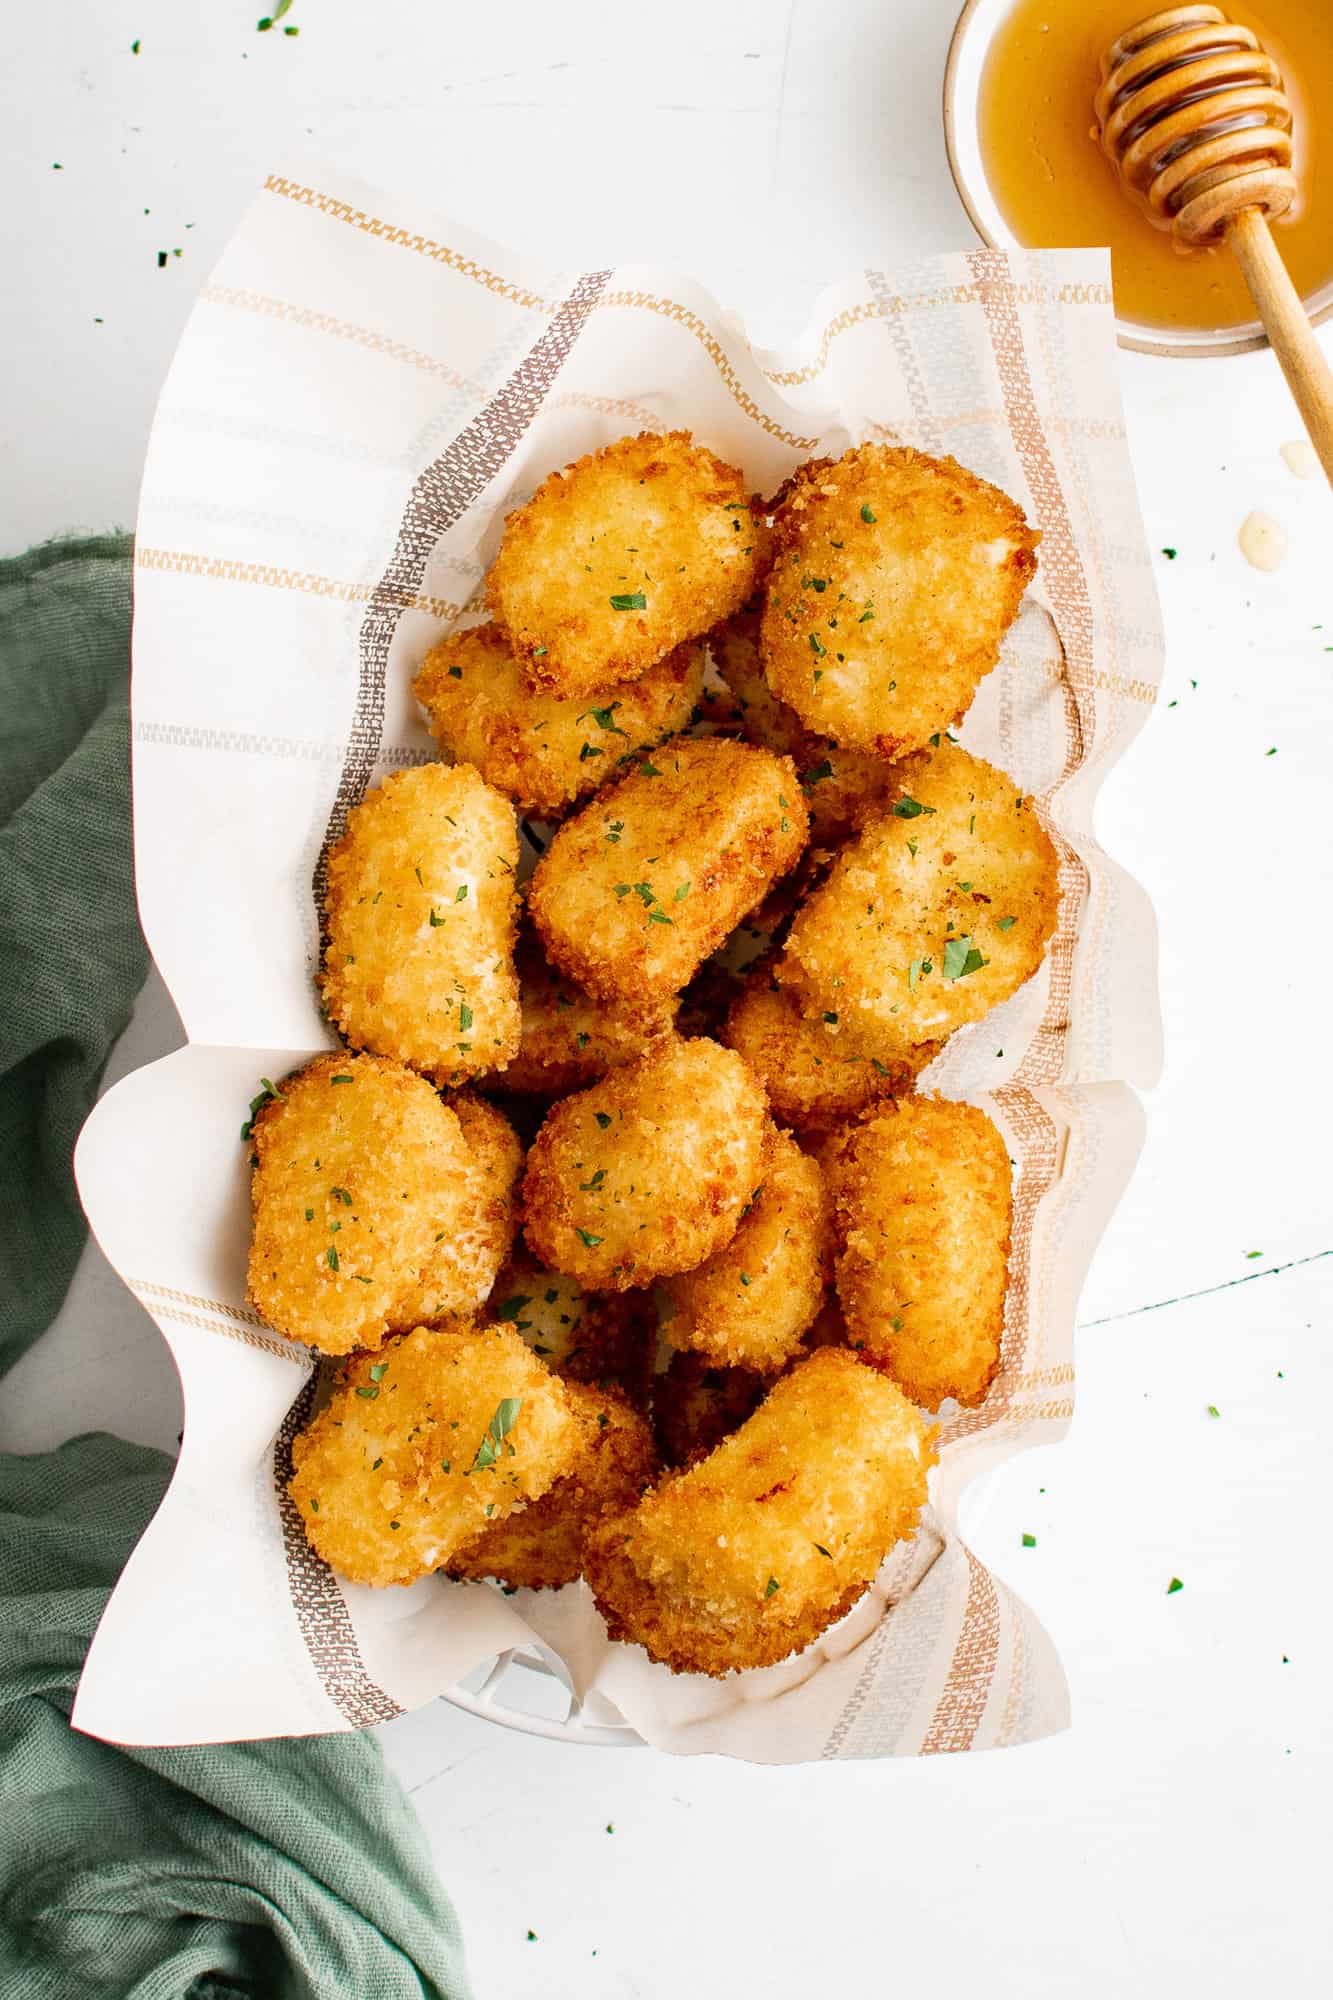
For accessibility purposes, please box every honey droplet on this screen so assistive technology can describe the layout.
[1238,511,1287,573]
[1280,439,1318,480]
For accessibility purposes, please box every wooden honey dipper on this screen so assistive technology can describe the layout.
[1095,4,1333,483]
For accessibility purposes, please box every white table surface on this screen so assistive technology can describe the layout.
[3,4,1330,1995]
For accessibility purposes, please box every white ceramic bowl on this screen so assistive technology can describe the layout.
[943,0,1333,358]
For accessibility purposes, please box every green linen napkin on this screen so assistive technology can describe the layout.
[0,538,471,2000]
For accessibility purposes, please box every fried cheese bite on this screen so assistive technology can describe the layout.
[386,1093,523,1331]
[522,1037,768,1290]
[722,968,938,1133]
[528,737,807,1007]
[651,1351,767,1468]
[659,1125,830,1373]
[834,1097,1012,1409]
[321,763,521,1087]
[413,623,704,819]
[502,929,678,1097]
[709,603,893,841]
[584,1348,934,1676]
[487,430,771,701]
[760,445,1038,757]
[490,1247,657,1409]
[446,1384,658,1590]
[248,1054,477,1356]
[778,741,1060,1047]
[288,1319,579,1586]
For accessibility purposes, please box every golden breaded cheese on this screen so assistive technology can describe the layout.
[528,737,808,1006]
[288,1319,579,1586]
[413,623,704,818]
[834,1097,1012,1409]
[446,1384,658,1590]
[651,1351,767,1468]
[660,1125,830,1373]
[501,929,678,1097]
[709,602,893,841]
[778,741,1060,1046]
[584,1348,934,1676]
[722,969,939,1133]
[386,1093,523,1331]
[486,430,771,700]
[522,1036,768,1290]
[760,445,1038,757]
[321,763,521,1086]
[489,1248,657,1409]
[248,1053,474,1356]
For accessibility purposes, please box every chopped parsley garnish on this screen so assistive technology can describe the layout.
[458,1002,473,1031]
[808,632,826,658]
[579,741,603,761]
[813,1543,832,1559]
[942,936,987,981]
[995,915,1016,931]
[325,1245,339,1270]
[369,1361,389,1381]
[576,1228,603,1248]
[860,502,876,524]
[455,884,468,902]
[765,1576,780,1597]
[674,881,690,902]
[429,908,444,926]
[473,1397,522,1473]
[329,1073,354,1084]
[578,703,628,735]
[739,1272,752,1286]
[354,1384,378,1401]
[447,665,462,680]
[801,759,833,788]
[239,1075,285,1139]
[822,1011,838,1024]
[907,957,933,991]
[609,592,647,611]
[495,1295,533,1322]
[639,759,663,777]
[891,797,935,819]
[579,1169,607,1191]
[594,1111,613,1129]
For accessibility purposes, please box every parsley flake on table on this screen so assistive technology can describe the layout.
[1245,1249,1263,1260]
[1161,547,1177,560]
[1207,1404,1220,1418]
[1167,1576,1184,1594]
[1021,1532,1037,1548]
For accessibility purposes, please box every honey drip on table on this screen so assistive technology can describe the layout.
[977,0,1333,336]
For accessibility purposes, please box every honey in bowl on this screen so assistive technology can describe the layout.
[976,0,1333,337]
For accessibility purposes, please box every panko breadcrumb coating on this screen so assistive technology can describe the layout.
[386,1094,523,1331]
[584,1348,934,1676]
[659,1125,830,1373]
[490,1248,657,1409]
[288,1319,579,1586]
[722,967,939,1133]
[501,929,678,1097]
[522,1037,768,1290]
[760,445,1038,757]
[248,1054,476,1356]
[651,1351,767,1467]
[528,737,808,1006]
[413,623,704,818]
[321,763,521,1087]
[709,603,893,841]
[486,430,771,701]
[778,741,1060,1047]
[834,1097,1012,1409]
[446,1385,658,1590]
